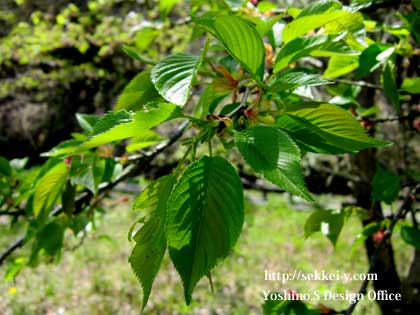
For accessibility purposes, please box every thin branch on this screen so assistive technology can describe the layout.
[410,208,418,229]
[226,87,250,118]
[334,79,383,90]
[0,120,189,267]
[0,210,26,217]
[343,183,420,315]
[373,116,411,123]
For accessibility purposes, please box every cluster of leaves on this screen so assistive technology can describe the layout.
[1,0,420,314]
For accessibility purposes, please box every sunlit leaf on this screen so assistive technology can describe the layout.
[151,54,201,106]
[197,15,265,82]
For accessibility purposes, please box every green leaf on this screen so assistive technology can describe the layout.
[130,175,175,310]
[126,130,164,152]
[30,220,65,264]
[324,55,359,78]
[401,225,420,250]
[372,165,400,205]
[33,163,68,217]
[114,70,160,111]
[273,35,329,72]
[268,69,331,93]
[279,103,390,153]
[235,126,313,201]
[40,139,83,157]
[356,44,392,78]
[282,0,345,43]
[78,104,182,151]
[257,1,277,12]
[159,0,181,16]
[4,258,26,282]
[382,61,400,113]
[277,114,348,154]
[263,299,321,315]
[305,209,345,246]
[324,10,364,34]
[75,113,100,134]
[310,40,359,58]
[167,156,244,304]
[151,54,201,107]
[401,78,420,94]
[197,15,265,82]
[0,156,11,177]
[121,45,157,65]
[61,182,76,216]
[195,84,229,118]
[70,155,105,195]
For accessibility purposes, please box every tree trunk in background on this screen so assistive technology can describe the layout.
[403,249,420,314]
[352,148,405,315]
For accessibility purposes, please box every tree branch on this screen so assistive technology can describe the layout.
[334,79,383,90]
[0,120,189,267]
[0,210,26,217]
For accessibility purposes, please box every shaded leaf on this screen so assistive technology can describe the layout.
[401,225,420,250]
[121,45,157,65]
[115,70,160,111]
[382,61,400,113]
[274,35,329,72]
[29,220,65,265]
[70,155,105,195]
[305,209,344,246]
[130,175,176,310]
[167,156,244,304]
[0,156,11,177]
[235,126,313,201]
[372,165,400,205]
[356,44,391,78]
[33,163,68,217]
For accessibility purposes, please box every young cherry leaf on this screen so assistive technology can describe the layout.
[278,102,390,153]
[235,126,313,201]
[114,70,161,111]
[304,209,345,247]
[151,53,201,107]
[197,15,265,83]
[77,104,182,152]
[129,175,176,311]
[166,156,244,304]
[33,162,69,217]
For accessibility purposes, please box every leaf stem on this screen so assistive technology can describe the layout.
[208,132,213,157]
[207,271,215,294]
[175,146,192,175]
